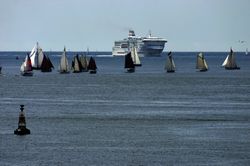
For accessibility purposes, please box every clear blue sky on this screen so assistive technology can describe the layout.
[0,0,249,52]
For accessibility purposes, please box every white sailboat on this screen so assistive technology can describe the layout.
[20,54,33,76]
[246,48,248,55]
[222,48,240,70]
[29,42,45,69]
[131,46,142,66]
[165,52,175,73]
[59,47,70,73]
[196,53,208,72]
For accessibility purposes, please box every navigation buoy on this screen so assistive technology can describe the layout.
[14,105,30,135]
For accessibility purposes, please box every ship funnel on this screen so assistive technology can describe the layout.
[128,30,135,37]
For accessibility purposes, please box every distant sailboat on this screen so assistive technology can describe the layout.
[246,48,248,55]
[124,52,135,73]
[80,55,89,72]
[72,54,82,73]
[196,53,208,72]
[165,51,175,73]
[29,42,45,70]
[59,47,70,73]
[87,56,97,74]
[20,54,33,76]
[40,54,54,72]
[131,46,142,66]
[222,48,240,70]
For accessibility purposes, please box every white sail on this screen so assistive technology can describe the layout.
[29,43,38,68]
[165,54,175,72]
[196,53,208,71]
[131,46,141,66]
[222,48,239,69]
[222,55,229,67]
[246,48,248,55]
[37,47,44,68]
[59,47,70,73]
[29,42,44,69]
[20,62,25,73]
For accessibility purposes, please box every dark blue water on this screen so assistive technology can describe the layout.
[0,52,250,165]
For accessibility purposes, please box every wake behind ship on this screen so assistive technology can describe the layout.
[112,30,167,57]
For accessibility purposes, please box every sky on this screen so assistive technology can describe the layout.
[0,0,249,52]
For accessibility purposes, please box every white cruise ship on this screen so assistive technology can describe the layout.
[112,30,167,57]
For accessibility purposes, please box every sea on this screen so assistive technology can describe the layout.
[0,52,250,165]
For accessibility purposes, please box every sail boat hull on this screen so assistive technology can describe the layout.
[225,67,240,70]
[21,71,33,76]
[134,64,142,67]
[127,68,135,73]
[89,70,97,74]
[41,68,52,72]
[59,70,70,74]
[167,70,175,73]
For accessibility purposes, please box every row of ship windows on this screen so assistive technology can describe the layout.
[115,43,144,48]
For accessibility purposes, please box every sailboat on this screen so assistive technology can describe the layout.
[222,48,240,70]
[87,56,97,74]
[196,53,208,72]
[131,46,142,66]
[165,51,175,73]
[40,54,54,72]
[20,54,33,76]
[29,42,45,70]
[72,54,82,73]
[246,48,248,55]
[124,52,135,73]
[80,55,89,72]
[59,47,70,73]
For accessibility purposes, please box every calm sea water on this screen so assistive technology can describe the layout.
[0,52,250,165]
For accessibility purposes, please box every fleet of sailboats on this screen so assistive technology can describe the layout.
[14,43,246,75]
[222,48,240,70]
[196,53,208,72]
[165,52,175,73]
[20,54,33,76]
[59,47,70,73]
